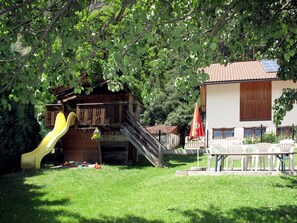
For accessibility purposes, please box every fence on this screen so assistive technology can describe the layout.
[184,136,204,149]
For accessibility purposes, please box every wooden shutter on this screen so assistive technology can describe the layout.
[200,85,206,112]
[240,82,271,121]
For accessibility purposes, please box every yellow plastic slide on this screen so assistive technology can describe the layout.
[21,112,76,169]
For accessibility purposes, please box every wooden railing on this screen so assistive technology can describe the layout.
[45,102,127,128]
[45,104,63,127]
[121,110,166,167]
[184,136,204,149]
[76,102,126,126]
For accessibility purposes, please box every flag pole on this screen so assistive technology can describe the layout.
[197,145,200,169]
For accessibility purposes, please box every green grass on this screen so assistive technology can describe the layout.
[0,154,297,223]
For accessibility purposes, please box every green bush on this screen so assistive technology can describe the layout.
[0,101,40,175]
[244,132,290,144]
[262,132,278,143]
[244,137,260,144]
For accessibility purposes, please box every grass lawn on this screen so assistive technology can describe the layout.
[0,154,297,223]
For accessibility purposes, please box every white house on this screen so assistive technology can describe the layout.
[200,60,297,146]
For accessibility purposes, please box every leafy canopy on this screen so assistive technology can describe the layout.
[0,0,296,125]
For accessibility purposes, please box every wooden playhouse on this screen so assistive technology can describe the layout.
[45,82,165,167]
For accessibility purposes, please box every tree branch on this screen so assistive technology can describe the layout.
[100,1,130,35]
[0,0,74,95]
[0,0,34,16]
[0,3,58,44]
[206,0,238,37]
[157,10,194,26]
[122,0,173,56]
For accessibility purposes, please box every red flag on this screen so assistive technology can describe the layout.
[189,104,204,139]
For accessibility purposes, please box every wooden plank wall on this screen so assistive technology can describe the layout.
[61,129,132,164]
[76,104,123,126]
[61,129,99,163]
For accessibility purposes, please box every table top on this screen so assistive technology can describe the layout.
[208,152,297,156]
[208,143,296,154]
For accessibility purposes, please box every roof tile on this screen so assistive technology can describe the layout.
[146,125,178,134]
[202,61,277,83]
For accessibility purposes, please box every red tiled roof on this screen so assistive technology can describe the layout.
[202,61,277,84]
[146,125,178,135]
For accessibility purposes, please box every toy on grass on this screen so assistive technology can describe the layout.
[94,162,101,169]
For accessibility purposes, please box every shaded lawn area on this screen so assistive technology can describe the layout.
[0,154,297,223]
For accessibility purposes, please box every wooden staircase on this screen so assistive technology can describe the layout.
[121,110,167,167]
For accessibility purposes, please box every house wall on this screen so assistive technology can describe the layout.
[61,129,99,163]
[272,81,297,126]
[205,80,297,140]
[206,83,240,129]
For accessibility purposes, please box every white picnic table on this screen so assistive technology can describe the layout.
[208,144,296,172]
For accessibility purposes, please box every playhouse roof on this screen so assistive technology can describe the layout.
[49,76,129,101]
[202,60,278,84]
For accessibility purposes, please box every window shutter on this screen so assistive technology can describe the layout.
[240,82,271,121]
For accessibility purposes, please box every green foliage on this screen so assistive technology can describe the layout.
[273,88,297,126]
[0,0,296,126]
[0,100,40,174]
[262,132,278,143]
[244,137,260,145]
[140,78,198,132]
[244,132,288,144]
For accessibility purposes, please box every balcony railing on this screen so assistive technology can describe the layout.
[45,104,63,128]
[77,102,126,126]
[45,102,127,128]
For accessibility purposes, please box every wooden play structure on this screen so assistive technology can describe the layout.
[45,82,166,167]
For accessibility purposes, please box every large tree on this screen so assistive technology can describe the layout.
[0,0,296,124]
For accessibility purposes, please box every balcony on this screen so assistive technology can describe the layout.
[45,102,127,128]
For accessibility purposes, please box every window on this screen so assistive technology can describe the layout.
[213,128,234,139]
[240,82,271,121]
[244,127,266,138]
[277,126,294,139]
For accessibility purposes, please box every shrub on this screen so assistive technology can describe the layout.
[244,137,260,144]
[262,132,278,143]
[0,102,40,175]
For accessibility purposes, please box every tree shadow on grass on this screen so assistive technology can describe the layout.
[164,154,202,168]
[171,204,297,223]
[277,176,297,189]
[119,154,199,170]
[0,170,166,223]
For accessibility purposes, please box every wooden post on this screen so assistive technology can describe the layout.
[92,127,102,164]
[159,130,161,142]
[158,144,163,167]
[98,140,102,164]
[206,129,209,148]
[260,124,263,142]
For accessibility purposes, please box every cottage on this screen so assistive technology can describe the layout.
[146,125,180,149]
[200,60,297,146]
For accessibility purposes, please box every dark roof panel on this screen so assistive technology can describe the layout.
[260,60,280,73]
